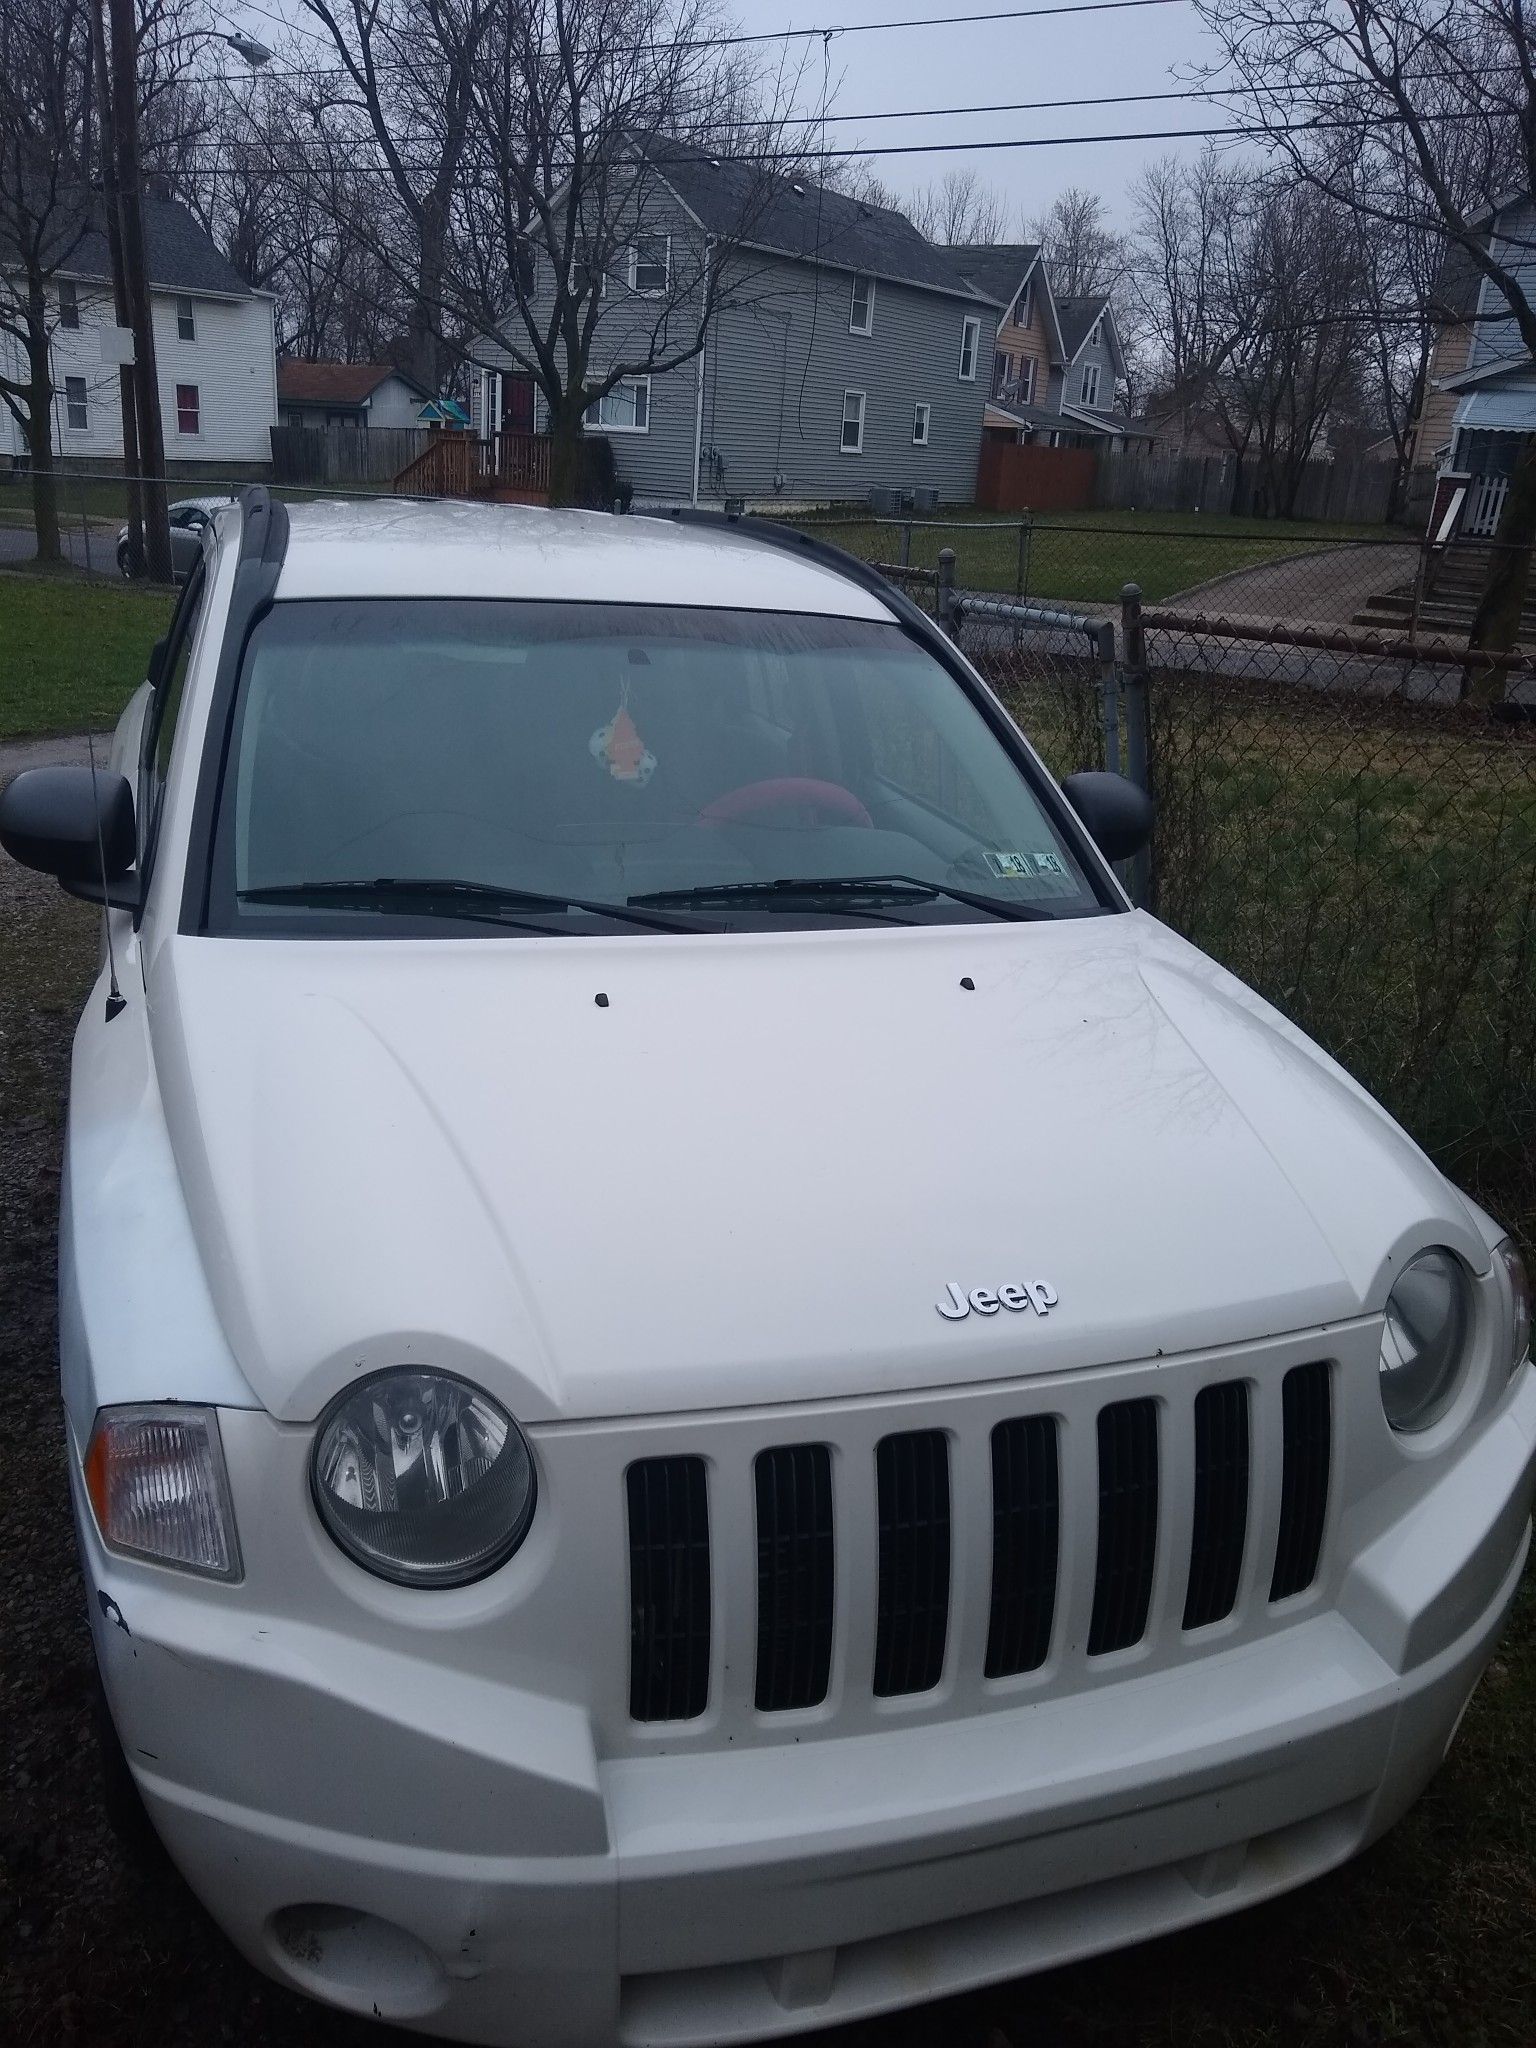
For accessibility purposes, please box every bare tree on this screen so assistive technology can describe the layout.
[907,168,1009,245]
[1192,0,1536,690]
[294,0,497,389]
[0,0,91,562]
[1029,186,1131,299]
[441,0,803,502]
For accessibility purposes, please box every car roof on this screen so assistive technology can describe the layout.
[258,497,896,620]
[174,495,232,513]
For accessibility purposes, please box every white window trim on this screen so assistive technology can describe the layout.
[849,273,875,335]
[959,315,981,382]
[176,295,197,342]
[175,383,201,436]
[64,376,89,432]
[1088,316,1103,348]
[1020,357,1036,406]
[840,388,866,454]
[1080,362,1101,407]
[59,280,80,331]
[628,236,672,297]
[585,374,652,435]
[912,401,930,447]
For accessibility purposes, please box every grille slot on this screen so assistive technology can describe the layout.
[1183,1382,1250,1629]
[1088,1398,1159,1655]
[754,1445,835,1712]
[873,1431,951,1696]
[985,1417,1060,1677]
[1271,1362,1331,1601]
[627,1456,711,1722]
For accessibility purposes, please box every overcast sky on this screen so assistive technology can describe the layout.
[224,0,1234,233]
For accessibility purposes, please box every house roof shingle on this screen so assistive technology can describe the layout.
[648,142,997,303]
[1054,293,1110,361]
[63,194,254,299]
[277,361,425,406]
[945,242,1040,312]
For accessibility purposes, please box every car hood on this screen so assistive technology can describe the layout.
[151,913,1483,1423]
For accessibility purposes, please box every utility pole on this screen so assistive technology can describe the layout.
[104,0,170,581]
[91,0,143,578]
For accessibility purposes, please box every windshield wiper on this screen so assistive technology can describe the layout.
[238,876,718,934]
[629,873,1063,923]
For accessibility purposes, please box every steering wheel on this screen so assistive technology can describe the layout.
[699,777,872,828]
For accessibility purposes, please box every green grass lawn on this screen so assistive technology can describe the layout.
[0,568,172,738]
[784,507,1403,606]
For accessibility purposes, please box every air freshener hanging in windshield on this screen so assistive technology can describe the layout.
[591,679,656,786]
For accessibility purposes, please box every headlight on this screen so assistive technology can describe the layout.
[312,1369,536,1586]
[1494,1238,1531,1379]
[1379,1247,1473,1433]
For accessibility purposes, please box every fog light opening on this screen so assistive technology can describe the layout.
[269,1904,447,2017]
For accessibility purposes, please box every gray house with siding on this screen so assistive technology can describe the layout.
[466,146,1000,506]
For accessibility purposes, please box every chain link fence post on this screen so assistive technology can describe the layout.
[1119,581,1152,909]
[936,547,959,639]
[899,518,911,568]
[1014,516,1030,603]
[76,470,93,574]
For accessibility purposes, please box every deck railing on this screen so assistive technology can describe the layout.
[392,430,551,500]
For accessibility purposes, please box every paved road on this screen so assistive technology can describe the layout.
[0,731,115,782]
[0,519,120,576]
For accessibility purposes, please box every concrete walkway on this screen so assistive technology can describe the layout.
[0,731,115,781]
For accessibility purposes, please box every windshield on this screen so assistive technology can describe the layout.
[206,599,1107,935]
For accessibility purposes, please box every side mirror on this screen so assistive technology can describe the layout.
[0,766,140,908]
[1060,770,1154,864]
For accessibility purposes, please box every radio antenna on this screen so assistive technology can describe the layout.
[85,734,126,1022]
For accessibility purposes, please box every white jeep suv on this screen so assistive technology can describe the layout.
[1,490,1531,2047]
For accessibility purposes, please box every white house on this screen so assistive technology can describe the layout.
[3,195,277,469]
[277,361,432,430]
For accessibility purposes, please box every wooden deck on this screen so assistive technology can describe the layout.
[393,430,551,505]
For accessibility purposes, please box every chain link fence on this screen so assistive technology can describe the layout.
[789,514,1536,1248]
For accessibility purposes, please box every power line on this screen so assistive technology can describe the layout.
[194,0,1189,82]
[159,104,1493,182]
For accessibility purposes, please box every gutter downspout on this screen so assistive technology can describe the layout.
[692,238,710,507]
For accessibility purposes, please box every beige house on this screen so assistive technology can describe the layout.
[1408,240,1482,472]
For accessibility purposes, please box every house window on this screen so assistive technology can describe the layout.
[176,382,200,434]
[991,350,1011,398]
[1080,362,1101,407]
[176,296,196,342]
[586,375,651,433]
[849,273,875,335]
[284,410,304,428]
[1088,316,1103,348]
[64,376,88,431]
[59,280,80,330]
[1019,357,1036,406]
[912,401,930,447]
[840,389,866,454]
[629,237,671,296]
[959,315,980,382]
[1015,279,1032,327]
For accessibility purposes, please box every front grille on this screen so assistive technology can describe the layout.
[1183,1382,1250,1629]
[1088,1399,1160,1655]
[623,1361,1335,1723]
[873,1431,951,1696]
[627,1456,711,1722]
[1271,1362,1331,1600]
[754,1445,835,1712]
[985,1416,1059,1677]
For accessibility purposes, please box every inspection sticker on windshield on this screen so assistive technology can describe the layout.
[983,851,1034,879]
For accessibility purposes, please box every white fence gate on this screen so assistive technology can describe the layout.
[1464,472,1510,537]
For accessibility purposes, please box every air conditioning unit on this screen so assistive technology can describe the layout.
[869,486,901,516]
[912,486,940,513]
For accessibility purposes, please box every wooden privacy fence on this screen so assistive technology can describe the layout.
[269,424,435,486]
[976,440,1097,512]
[979,438,1400,524]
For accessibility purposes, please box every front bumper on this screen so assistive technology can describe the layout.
[82,1351,1536,2048]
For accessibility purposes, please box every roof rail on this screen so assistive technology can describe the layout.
[236,484,290,572]
[658,507,946,646]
